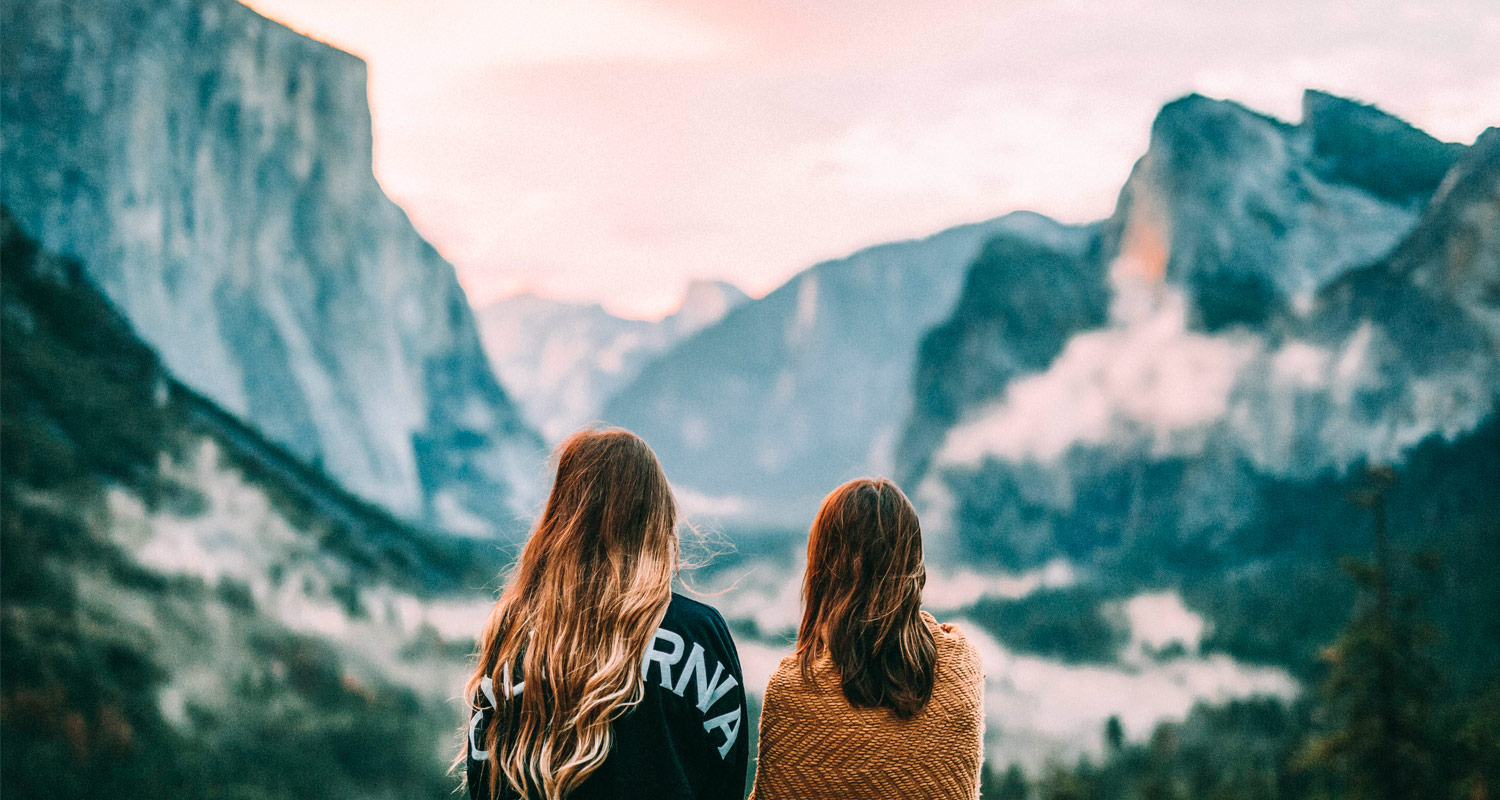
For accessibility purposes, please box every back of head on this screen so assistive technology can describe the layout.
[797,478,936,719]
[467,428,678,799]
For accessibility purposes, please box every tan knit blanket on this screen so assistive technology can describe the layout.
[749,612,985,799]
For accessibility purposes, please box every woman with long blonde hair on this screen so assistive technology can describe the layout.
[463,429,748,800]
[750,478,984,799]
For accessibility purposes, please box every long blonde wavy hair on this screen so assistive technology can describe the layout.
[464,428,678,799]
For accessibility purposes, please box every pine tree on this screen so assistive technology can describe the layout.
[1138,724,1182,800]
[1039,760,1094,800]
[1305,466,1440,800]
[1454,679,1500,800]
[1104,715,1125,755]
[995,763,1029,800]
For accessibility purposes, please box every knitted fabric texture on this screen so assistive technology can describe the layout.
[749,611,984,800]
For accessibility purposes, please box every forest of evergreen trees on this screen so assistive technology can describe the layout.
[981,469,1500,800]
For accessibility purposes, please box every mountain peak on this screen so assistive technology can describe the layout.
[477,279,749,442]
[666,279,750,337]
[486,291,613,320]
[1301,89,1465,204]
[1148,94,1291,170]
[1108,89,1455,324]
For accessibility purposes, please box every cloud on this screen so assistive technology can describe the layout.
[935,287,1261,469]
[921,559,1078,610]
[1228,323,1499,477]
[799,85,1148,223]
[674,485,750,519]
[931,297,1498,487]
[246,0,734,70]
[1122,592,1205,657]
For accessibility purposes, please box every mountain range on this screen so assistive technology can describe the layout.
[477,280,747,442]
[900,94,1500,695]
[601,213,1086,523]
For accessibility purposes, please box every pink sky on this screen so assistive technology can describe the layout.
[243,0,1500,319]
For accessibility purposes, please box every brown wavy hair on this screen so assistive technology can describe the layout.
[796,477,936,719]
[463,428,678,799]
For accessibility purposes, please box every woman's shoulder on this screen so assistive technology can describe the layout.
[761,652,838,716]
[665,591,729,628]
[766,653,801,689]
[661,593,740,658]
[921,611,983,679]
[665,591,741,640]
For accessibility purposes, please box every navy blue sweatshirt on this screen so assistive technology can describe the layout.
[467,593,749,800]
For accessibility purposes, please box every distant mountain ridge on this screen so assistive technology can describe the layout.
[478,280,748,442]
[1,0,543,536]
[884,98,1500,712]
[897,222,1105,485]
[903,92,1476,491]
[601,213,1083,524]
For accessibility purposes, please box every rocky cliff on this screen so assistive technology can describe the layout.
[1102,91,1455,332]
[906,93,1496,570]
[897,220,1104,485]
[1,0,543,535]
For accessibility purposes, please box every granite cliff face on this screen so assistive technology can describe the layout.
[601,214,1062,525]
[905,93,1496,568]
[1,0,543,535]
[1102,91,1455,332]
[1334,126,1500,348]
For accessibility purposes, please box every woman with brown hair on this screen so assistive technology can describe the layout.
[462,428,748,800]
[749,478,984,799]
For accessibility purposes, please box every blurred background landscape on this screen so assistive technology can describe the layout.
[2,0,1498,798]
